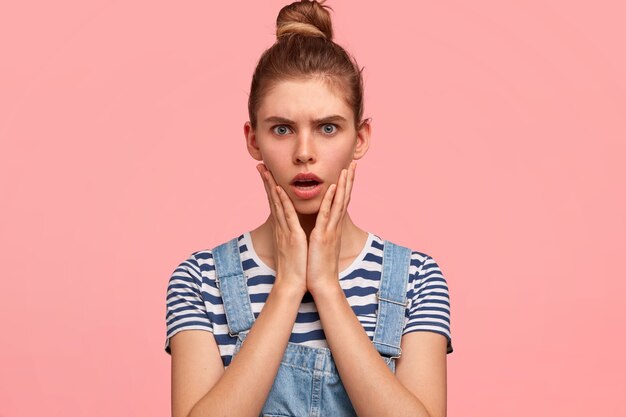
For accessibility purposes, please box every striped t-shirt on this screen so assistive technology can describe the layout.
[165,231,453,366]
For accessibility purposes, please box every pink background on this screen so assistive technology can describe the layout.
[1,1,625,416]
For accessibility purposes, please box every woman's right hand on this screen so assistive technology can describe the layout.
[256,163,308,296]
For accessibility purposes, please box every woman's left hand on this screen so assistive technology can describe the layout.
[306,161,356,295]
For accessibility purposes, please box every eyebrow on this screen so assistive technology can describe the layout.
[262,115,348,125]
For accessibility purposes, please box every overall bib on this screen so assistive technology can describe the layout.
[212,237,411,417]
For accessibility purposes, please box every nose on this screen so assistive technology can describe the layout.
[293,131,316,164]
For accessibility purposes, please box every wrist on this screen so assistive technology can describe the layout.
[272,280,307,299]
[308,280,343,300]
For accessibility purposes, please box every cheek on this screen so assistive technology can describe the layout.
[335,136,357,159]
[258,143,284,166]
[259,154,289,184]
[330,147,355,166]
[327,161,353,185]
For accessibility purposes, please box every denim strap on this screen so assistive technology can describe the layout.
[372,240,412,358]
[212,238,255,336]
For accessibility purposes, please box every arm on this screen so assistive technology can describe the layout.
[172,164,309,417]
[306,163,449,416]
[310,284,447,417]
[171,283,306,417]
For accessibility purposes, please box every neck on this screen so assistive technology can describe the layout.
[295,211,325,241]
[253,211,365,255]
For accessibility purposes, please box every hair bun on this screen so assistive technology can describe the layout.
[276,0,333,41]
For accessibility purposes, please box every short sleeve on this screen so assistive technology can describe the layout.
[404,254,453,354]
[164,253,213,355]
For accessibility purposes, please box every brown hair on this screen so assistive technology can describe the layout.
[247,0,365,130]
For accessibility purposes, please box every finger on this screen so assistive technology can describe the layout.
[314,183,337,231]
[264,169,290,232]
[257,164,276,219]
[275,185,302,233]
[257,164,283,230]
[327,168,348,230]
[343,161,356,212]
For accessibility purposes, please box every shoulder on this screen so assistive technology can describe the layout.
[408,251,446,282]
[365,233,448,295]
[172,249,214,277]
[391,243,449,301]
[392,245,452,354]
[371,233,442,274]
[166,250,217,302]
[168,233,255,285]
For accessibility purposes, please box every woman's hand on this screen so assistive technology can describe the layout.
[307,161,356,295]
[257,163,308,296]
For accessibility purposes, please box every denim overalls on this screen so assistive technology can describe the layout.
[212,237,412,417]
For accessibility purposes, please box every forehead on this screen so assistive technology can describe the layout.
[258,78,353,122]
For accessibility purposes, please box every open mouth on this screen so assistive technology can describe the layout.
[290,174,323,199]
[293,180,320,189]
[290,172,323,199]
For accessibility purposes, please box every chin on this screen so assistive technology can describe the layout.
[292,199,323,216]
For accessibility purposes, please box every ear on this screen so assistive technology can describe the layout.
[353,117,371,160]
[244,121,263,161]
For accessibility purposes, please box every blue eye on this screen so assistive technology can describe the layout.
[321,124,338,134]
[272,125,292,136]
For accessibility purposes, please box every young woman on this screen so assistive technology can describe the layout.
[165,1,453,416]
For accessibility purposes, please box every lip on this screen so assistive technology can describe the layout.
[290,172,323,184]
[290,182,323,199]
[290,172,324,200]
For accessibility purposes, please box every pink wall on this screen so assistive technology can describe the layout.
[1,1,625,416]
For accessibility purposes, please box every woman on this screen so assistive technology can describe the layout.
[165,1,453,416]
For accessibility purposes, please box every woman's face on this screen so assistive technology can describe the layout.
[245,78,369,215]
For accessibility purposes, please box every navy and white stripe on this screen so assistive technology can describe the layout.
[165,232,453,366]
